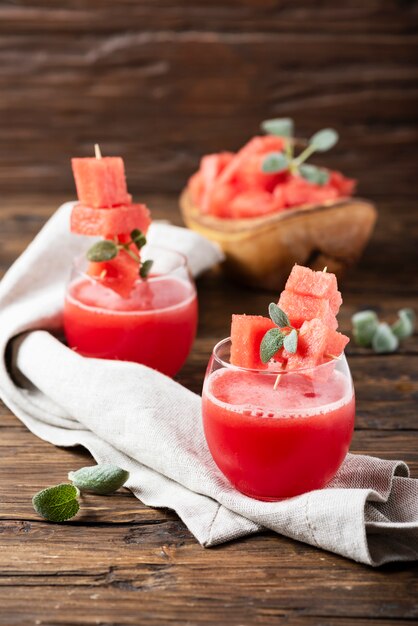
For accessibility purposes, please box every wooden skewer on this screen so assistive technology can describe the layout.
[323,266,328,272]
[99,269,107,279]
[273,361,286,390]
[273,374,282,390]
[94,143,102,159]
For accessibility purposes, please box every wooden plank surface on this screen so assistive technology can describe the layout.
[0,2,417,198]
[0,193,417,625]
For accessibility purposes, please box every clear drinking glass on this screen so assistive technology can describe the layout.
[63,245,198,377]
[202,338,355,500]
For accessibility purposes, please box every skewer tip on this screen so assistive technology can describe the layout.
[94,143,102,159]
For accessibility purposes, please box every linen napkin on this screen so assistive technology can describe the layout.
[1,203,417,567]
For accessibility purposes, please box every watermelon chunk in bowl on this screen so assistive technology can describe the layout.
[180,129,377,291]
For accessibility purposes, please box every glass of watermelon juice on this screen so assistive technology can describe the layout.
[63,246,198,377]
[202,338,355,500]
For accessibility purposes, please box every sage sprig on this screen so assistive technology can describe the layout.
[68,464,130,495]
[261,117,338,186]
[32,463,130,522]
[86,229,153,279]
[352,308,415,353]
[32,484,80,523]
[260,303,298,364]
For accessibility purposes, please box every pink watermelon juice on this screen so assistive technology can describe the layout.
[64,251,197,377]
[202,339,355,500]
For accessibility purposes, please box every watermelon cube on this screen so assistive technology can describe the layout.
[285,264,338,299]
[285,319,328,371]
[329,171,357,197]
[200,153,234,214]
[325,329,349,358]
[205,183,238,218]
[72,157,131,208]
[71,203,151,239]
[285,320,349,372]
[278,290,338,330]
[229,189,285,218]
[230,314,276,369]
[87,249,139,298]
[284,265,342,316]
[217,135,286,188]
[329,290,343,315]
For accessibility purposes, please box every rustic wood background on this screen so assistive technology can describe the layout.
[0,0,417,201]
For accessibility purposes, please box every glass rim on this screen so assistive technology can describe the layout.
[212,337,345,375]
[71,244,188,282]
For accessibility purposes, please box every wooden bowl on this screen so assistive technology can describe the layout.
[180,189,377,291]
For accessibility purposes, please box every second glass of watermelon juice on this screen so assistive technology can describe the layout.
[63,246,198,377]
[202,338,355,500]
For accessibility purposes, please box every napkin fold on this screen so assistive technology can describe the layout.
[1,202,417,567]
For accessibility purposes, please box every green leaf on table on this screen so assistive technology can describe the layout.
[260,328,285,364]
[261,117,294,138]
[131,229,147,249]
[139,259,154,279]
[283,328,298,354]
[372,323,399,354]
[261,152,289,174]
[268,303,290,328]
[402,308,416,325]
[309,128,339,152]
[352,310,379,347]
[392,308,415,340]
[87,240,118,262]
[68,464,130,495]
[32,484,80,522]
[299,164,330,186]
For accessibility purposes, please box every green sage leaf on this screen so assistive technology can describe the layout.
[261,152,289,174]
[372,323,399,354]
[131,229,147,249]
[68,464,129,495]
[32,484,80,522]
[268,303,290,328]
[309,128,339,152]
[261,118,294,138]
[260,328,285,364]
[392,308,415,340]
[402,308,416,326]
[299,164,330,186]
[352,310,379,347]
[139,259,153,279]
[87,240,118,262]
[283,328,298,354]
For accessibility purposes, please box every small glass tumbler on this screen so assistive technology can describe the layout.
[202,338,355,500]
[63,245,198,377]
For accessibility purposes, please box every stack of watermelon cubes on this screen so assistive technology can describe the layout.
[230,264,349,371]
[188,135,355,219]
[71,154,151,297]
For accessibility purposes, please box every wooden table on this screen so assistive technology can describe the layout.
[1,194,417,625]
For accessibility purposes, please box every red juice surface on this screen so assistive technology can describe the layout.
[202,367,355,499]
[64,275,197,376]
